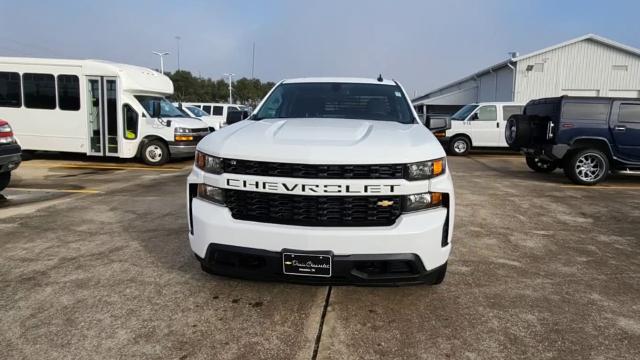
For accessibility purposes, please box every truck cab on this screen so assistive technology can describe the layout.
[445,102,524,155]
[506,96,640,185]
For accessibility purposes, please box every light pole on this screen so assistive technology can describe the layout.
[223,73,235,104]
[152,51,170,74]
[175,36,181,71]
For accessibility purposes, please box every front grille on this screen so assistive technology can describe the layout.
[225,189,402,227]
[223,159,404,179]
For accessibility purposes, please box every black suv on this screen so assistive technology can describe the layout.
[506,96,640,185]
[0,119,21,191]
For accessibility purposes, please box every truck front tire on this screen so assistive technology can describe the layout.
[0,172,11,191]
[141,140,169,166]
[563,149,609,185]
[525,156,558,173]
[449,136,470,156]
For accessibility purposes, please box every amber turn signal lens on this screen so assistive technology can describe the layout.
[430,192,443,206]
[175,135,194,141]
[433,159,444,176]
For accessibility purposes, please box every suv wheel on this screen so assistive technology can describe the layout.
[449,137,470,156]
[0,172,10,191]
[141,140,169,166]
[564,149,609,185]
[525,156,558,173]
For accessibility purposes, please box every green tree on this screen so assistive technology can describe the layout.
[166,71,274,105]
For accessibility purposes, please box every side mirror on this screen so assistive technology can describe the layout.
[425,116,450,132]
[152,101,162,118]
[470,113,479,121]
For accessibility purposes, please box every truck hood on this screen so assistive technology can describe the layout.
[197,118,446,164]
[167,117,207,129]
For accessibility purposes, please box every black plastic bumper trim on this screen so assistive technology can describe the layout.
[197,243,446,286]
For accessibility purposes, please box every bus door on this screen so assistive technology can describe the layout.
[86,76,119,156]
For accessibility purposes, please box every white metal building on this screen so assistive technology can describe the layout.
[413,34,640,115]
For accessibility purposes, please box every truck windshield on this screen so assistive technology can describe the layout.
[135,96,185,118]
[187,106,208,117]
[254,82,416,124]
[451,104,478,120]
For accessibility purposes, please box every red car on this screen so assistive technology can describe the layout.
[0,119,21,191]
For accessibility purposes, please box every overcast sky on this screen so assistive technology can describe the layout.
[2,0,640,96]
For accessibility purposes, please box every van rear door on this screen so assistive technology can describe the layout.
[610,100,640,161]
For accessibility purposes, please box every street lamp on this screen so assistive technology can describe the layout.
[223,73,235,104]
[175,36,181,70]
[152,51,170,74]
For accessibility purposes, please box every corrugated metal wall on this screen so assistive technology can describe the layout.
[478,66,514,102]
[515,39,640,102]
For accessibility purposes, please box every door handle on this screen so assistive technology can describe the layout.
[496,122,500,128]
[614,126,627,132]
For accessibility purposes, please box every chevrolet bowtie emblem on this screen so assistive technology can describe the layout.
[377,200,395,207]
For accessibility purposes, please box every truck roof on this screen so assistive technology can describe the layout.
[282,77,398,86]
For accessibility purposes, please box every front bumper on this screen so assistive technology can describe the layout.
[0,144,22,173]
[168,142,197,158]
[197,243,447,285]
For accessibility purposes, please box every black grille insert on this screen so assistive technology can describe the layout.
[223,159,404,179]
[225,190,402,227]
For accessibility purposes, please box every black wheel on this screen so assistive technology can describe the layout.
[429,262,447,285]
[525,156,558,173]
[505,115,532,149]
[449,136,471,156]
[0,172,10,191]
[563,149,610,185]
[141,140,169,166]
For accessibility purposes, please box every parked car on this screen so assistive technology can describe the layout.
[0,119,21,191]
[187,77,454,285]
[506,96,640,185]
[443,102,524,155]
[180,103,243,129]
[175,103,225,131]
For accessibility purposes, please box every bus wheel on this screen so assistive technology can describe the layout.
[141,140,169,166]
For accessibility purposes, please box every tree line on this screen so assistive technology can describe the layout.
[166,70,276,106]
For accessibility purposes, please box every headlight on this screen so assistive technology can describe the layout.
[197,184,225,205]
[403,192,443,212]
[174,127,192,134]
[405,158,445,180]
[195,151,223,174]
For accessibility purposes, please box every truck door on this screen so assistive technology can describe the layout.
[469,105,498,146]
[611,101,640,161]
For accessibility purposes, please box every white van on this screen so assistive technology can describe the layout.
[181,103,242,129]
[0,57,209,165]
[174,103,224,131]
[444,102,524,155]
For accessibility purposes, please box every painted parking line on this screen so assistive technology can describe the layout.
[469,156,523,160]
[6,187,103,194]
[22,163,188,171]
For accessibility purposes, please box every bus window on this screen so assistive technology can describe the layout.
[212,106,224,116]
[57,75,80,111]
[202,105,212,114]
[23,73,56,109]
[123,104,138,140]
[0,72,22,107]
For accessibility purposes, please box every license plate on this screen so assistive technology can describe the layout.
[282,252,332,277]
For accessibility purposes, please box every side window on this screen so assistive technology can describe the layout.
[212,106,224,116]
[476,105,497,121]
[619,104,640,124]
[502,105,523,121]
[202,105,212,114]
[0,72,22,107]
[123,104,139,139]
[57,74,80,111]
[562,102,609,121]
[23,73,56,109]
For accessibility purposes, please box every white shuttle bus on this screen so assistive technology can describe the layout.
[0,57,209,165]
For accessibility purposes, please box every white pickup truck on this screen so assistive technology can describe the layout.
[186,77,455,285]
[444,102,524,155]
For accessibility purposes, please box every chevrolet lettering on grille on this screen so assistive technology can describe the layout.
[225,178,399,194]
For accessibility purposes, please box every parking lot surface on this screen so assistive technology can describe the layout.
[1,153,639,359]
